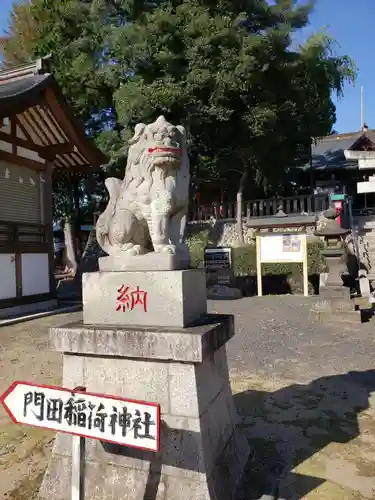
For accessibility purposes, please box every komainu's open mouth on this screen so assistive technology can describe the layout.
[148,147,181,154]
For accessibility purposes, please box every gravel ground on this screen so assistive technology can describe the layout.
[0,296,375,499]
[209,295,375,382]
[0,312,81,500]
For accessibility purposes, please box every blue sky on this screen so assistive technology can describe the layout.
[0,0,372,133]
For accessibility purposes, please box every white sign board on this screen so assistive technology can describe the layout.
[259,233,304,263]
[358,158,375,170]
[256,233,308,297]
[357,181,375,194]
[0,381,160,452]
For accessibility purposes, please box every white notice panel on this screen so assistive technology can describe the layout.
[357,181,375,194]
[259,233,304,263]
[358,158,375,170]
[256,232,308,297]
[21,253,50,296]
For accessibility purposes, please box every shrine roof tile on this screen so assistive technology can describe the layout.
[300,130,375,170]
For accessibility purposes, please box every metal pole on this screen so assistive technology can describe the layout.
[71,387,86,500]
[71,435,85,500]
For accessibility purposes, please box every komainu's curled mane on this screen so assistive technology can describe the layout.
[96,115,190,260]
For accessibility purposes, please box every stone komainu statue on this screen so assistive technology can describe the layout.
[96,116,190,262]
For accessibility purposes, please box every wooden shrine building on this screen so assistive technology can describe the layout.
[0,58,106,318]
[299,125,375,214]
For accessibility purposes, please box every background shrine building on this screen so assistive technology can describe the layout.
[0,58,105,319]
[298,125,375,215]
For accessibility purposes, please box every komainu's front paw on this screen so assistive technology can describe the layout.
[153,244,176,255]
[118,243,143,255]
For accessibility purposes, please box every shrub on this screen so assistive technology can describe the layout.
[187,230,327,295]
[231,241,326,276]
[187,230,325,274]
[187,229,212,268]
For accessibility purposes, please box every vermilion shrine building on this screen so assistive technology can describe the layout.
[0,59,105,318]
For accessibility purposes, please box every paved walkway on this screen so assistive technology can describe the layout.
[0,297,375,499]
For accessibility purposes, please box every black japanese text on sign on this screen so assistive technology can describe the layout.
[0,382,160,452]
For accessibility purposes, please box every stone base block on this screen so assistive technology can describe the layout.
[310,309,361,324]
[49,315,234,363]
[313,285,354,316]
[318,286,351,300]
[41,424,249,500]
[99,252,189,272]
[207,285,242,300]
[40,317,249,500]
[82,269,207,328]
[312,297,354,314]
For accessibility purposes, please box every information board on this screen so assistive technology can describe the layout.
[204,247,232,269]
[256,232,308,297]
[204,247,232,286]
[259,234,304,263]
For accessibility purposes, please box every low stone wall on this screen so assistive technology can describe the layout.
[187,219,255,247]
[187,218,317,248]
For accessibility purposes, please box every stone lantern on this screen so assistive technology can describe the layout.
[312,208,352,317]
[315,208,350,288]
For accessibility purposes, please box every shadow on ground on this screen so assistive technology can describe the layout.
[234,370,375,499]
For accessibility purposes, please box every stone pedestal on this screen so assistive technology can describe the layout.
[82,269,207,328]
[40,269,250,500]
[99,252,190,272]
[311,254,355,322]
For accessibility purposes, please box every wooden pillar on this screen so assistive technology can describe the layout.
[43,162,56,297]
[73,178,81,255]
[14,224,22,298]
[73,178,81,222]
[65,178,79,264]
[309,139,315,193]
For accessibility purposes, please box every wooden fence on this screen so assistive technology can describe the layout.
[189,194,330,221]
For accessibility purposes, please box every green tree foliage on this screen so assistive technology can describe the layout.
[3,0,357,202]
[0,0,39,67]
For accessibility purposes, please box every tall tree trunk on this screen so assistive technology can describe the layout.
[63,219,78,274]
[236,170,248,245]
[63,183,78,274]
